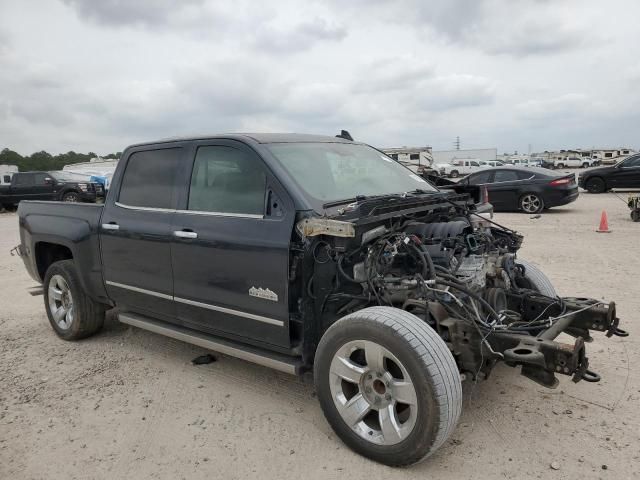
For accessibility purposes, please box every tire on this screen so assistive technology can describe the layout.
[449,170,459,178]
[43,260,105,340]
[516,259,558,297]
[314,307,461,466]
[582,163,590,168]
[557,163,565,169]
[631,210,640,222]
[62,191,80,202]
[585,177,605,194]
[519,193,544,213]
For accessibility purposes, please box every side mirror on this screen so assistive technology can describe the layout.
[44,178,53,185]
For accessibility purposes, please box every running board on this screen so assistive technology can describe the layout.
[118,313,302,375]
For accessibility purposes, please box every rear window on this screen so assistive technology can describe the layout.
[118,148,182,209]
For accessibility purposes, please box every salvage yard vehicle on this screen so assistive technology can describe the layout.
[0,170,104,209]
[15,133,627,466]
[553,155,597,169]
[457,166,579,214]
[438,158,489,178]
[578,153,640,193]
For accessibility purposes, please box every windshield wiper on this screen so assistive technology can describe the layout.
[322,193,404,209]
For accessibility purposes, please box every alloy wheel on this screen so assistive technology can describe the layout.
[521,194,542,213]
[48,274,74,329]
[329,340,418,445]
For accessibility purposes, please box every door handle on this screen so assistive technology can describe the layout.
[102,223,120,231]
[173,230,198,239]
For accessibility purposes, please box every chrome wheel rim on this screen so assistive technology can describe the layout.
[64,194,78,202]
[48,274,74,329]
[521,194,541,213]
[329,340,418,446]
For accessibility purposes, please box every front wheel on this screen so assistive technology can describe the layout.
[582,163,590,168]
[449,170,459,178]
[519,193,544,213]
[44,260,105,340]
[314,307,462,466]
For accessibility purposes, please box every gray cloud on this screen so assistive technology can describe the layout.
[253,18,347,54]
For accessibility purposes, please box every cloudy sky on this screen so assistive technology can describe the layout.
[1,0,639,155]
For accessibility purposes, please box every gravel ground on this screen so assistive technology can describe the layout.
[1,191,639,479]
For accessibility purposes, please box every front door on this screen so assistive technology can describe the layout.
[100,146,188,324]
[487,170,521,210]
[170,141,295,349]
[612,155,640,188]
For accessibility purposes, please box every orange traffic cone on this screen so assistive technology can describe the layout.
[596,210,611,233]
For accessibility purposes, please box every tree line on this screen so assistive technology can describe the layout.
[0,148,121,172]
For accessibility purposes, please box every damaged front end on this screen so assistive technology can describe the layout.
[297,192,628,389]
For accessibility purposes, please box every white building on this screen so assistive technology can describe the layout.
[0,164,18,185]
[432,148,497,165]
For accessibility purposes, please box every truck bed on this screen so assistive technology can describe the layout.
[17,200,108,303]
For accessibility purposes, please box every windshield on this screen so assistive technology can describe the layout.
[266,142,437,206]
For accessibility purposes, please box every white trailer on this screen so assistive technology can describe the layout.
[0,165,18,185]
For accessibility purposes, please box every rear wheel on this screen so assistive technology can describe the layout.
[314,307,461,466]
[44,260,105,340]
[449,170,459,178]
[519,193,544,213]
[585,177,605,193]
[62,191,80,202]
[582,162,590,168]
[557,163,565,169]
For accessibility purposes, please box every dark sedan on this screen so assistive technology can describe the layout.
[578,154,640,193]
[458,167,579,213]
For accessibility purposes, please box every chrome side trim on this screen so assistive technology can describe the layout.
[175,209,264,219]
[105,280,173,300]
[114,201,263,219]
[105,280,284,327]
[119,313,297,374]
[174,296,284,327]
[115,202,175,213]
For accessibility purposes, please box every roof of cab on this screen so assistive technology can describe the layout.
[128,133,357,148]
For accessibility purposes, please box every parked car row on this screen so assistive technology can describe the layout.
[0,171,105,209]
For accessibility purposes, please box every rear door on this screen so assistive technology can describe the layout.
[10,173,35,202]
[170,140,295,349]
[486,169,523,210]
[100,146,188,324]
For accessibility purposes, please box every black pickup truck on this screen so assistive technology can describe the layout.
[16,133,626,466]
[0,171,104,208]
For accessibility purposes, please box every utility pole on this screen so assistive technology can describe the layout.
[454,136,460,150]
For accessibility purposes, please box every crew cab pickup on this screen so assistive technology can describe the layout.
[16,133,627,466]
[0,171,104,208]
[437,158,490,178]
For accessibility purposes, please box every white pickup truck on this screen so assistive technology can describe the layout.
[438,159,490,178]
[553,156,599,169]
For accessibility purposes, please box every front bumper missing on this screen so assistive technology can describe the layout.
[494,295,628,388]
[445,295,628,388]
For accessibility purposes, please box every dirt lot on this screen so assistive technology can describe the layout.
[1,192,639,480]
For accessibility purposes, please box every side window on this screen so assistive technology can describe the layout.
[188,146,266,216]
[624,155,640,167]
[470,161,480,167]
[34,173,49,185]
[468,171,492,184]
[494,170,519,182]
[118,148,182,209]
[409,153,419,161]
[3,175,11,183]
[517,170,534,180]
[13,174,33,187]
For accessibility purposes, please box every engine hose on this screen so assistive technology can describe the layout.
[435,278,501,323]
[337,255,361,284]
